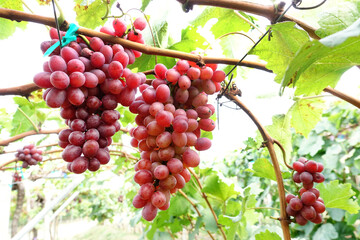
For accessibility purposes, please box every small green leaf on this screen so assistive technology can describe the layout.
[202,174,239,202]
[74,0,116,29]
[288,98,325,137]
[140,0,152,11]
[191,8,251,38]
[203,208,218,232]
[313,223,339,240]
[0,0,27,40]
[315,2,360,38]
[255,230,281,240]
[168,195,190,216]
[297,132,324,156]
[251,22,309,84]
[317,180,360,214]
[257,114,292,162]
[129,54,175,73]
[250,158,276,181]
[169,26,208,52]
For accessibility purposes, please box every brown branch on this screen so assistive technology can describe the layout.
[324,87,360,109]
[0,8,269,72]
[177,0,319,39]
[0,83,40,97]
[223,92,290,240]
[187,168,227,240]
[0,128,66,146]
[0,158,17,169]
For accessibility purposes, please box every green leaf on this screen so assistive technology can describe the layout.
[0,109,13,134]
[321,143,343,169]
[74,0,116,29]
[317,180,360,214]
[251,22,309,83]
[203,208,218,232]
[315,2,360,38]
[129,54,175,73]
[202,174,239,202]
[0,0,27,40]
[141,0,152,11]
[169,26,208,52]
[297,132,324,156]
[313,223,339,240]
[257,114,292,162]
[255,230,281,240]
[191,8,251,38]
[288,98,325,137]
[168,195,190,216]
[281,19,360,96]
[250,158,276,181]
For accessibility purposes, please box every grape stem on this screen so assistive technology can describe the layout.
[187,167,227,240]
[222,91,291,240]
[175,0,319,39]
[16,107,39,133]
[273,138,293,170]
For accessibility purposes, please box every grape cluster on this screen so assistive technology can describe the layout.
[130,60,225,221]
[286,157,325,225]
[33,17,147,173]
[13,172,22,182]
[15,144,43,168]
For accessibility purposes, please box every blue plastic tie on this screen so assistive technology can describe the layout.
[44,23,79,57]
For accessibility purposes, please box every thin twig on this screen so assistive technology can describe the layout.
[273,139,292,170]
[187,168,227,240]
[218,31,255,44]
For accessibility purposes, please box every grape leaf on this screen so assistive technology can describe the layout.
[202,174,239,202]
[251,22,309,83]
[321,143,343,170]
[168,195,191,216]
[316,2,360,38]
[0,0,27,40]
[129,54,175,73]
[317,180,360,214]
[297,132,324,156]
[288,98,325,137]
[169,26,209,52]
[256,114,292,163]
[255,230,281,240]
[313,223,339,240]
[74,0,116,29]
[250,158,276,181]
[11,97,48,136]
[141,0,152,11]
[281,19,360,96]
[191,7,251,38]
[0,108,12,134]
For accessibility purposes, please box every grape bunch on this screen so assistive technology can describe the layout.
[15,143,43,168]
[13,172,22,182]
[33,17,147,173]
[130,60,226,221]
[286,157,325,225]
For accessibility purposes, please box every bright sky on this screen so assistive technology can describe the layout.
[0,0,359,164]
